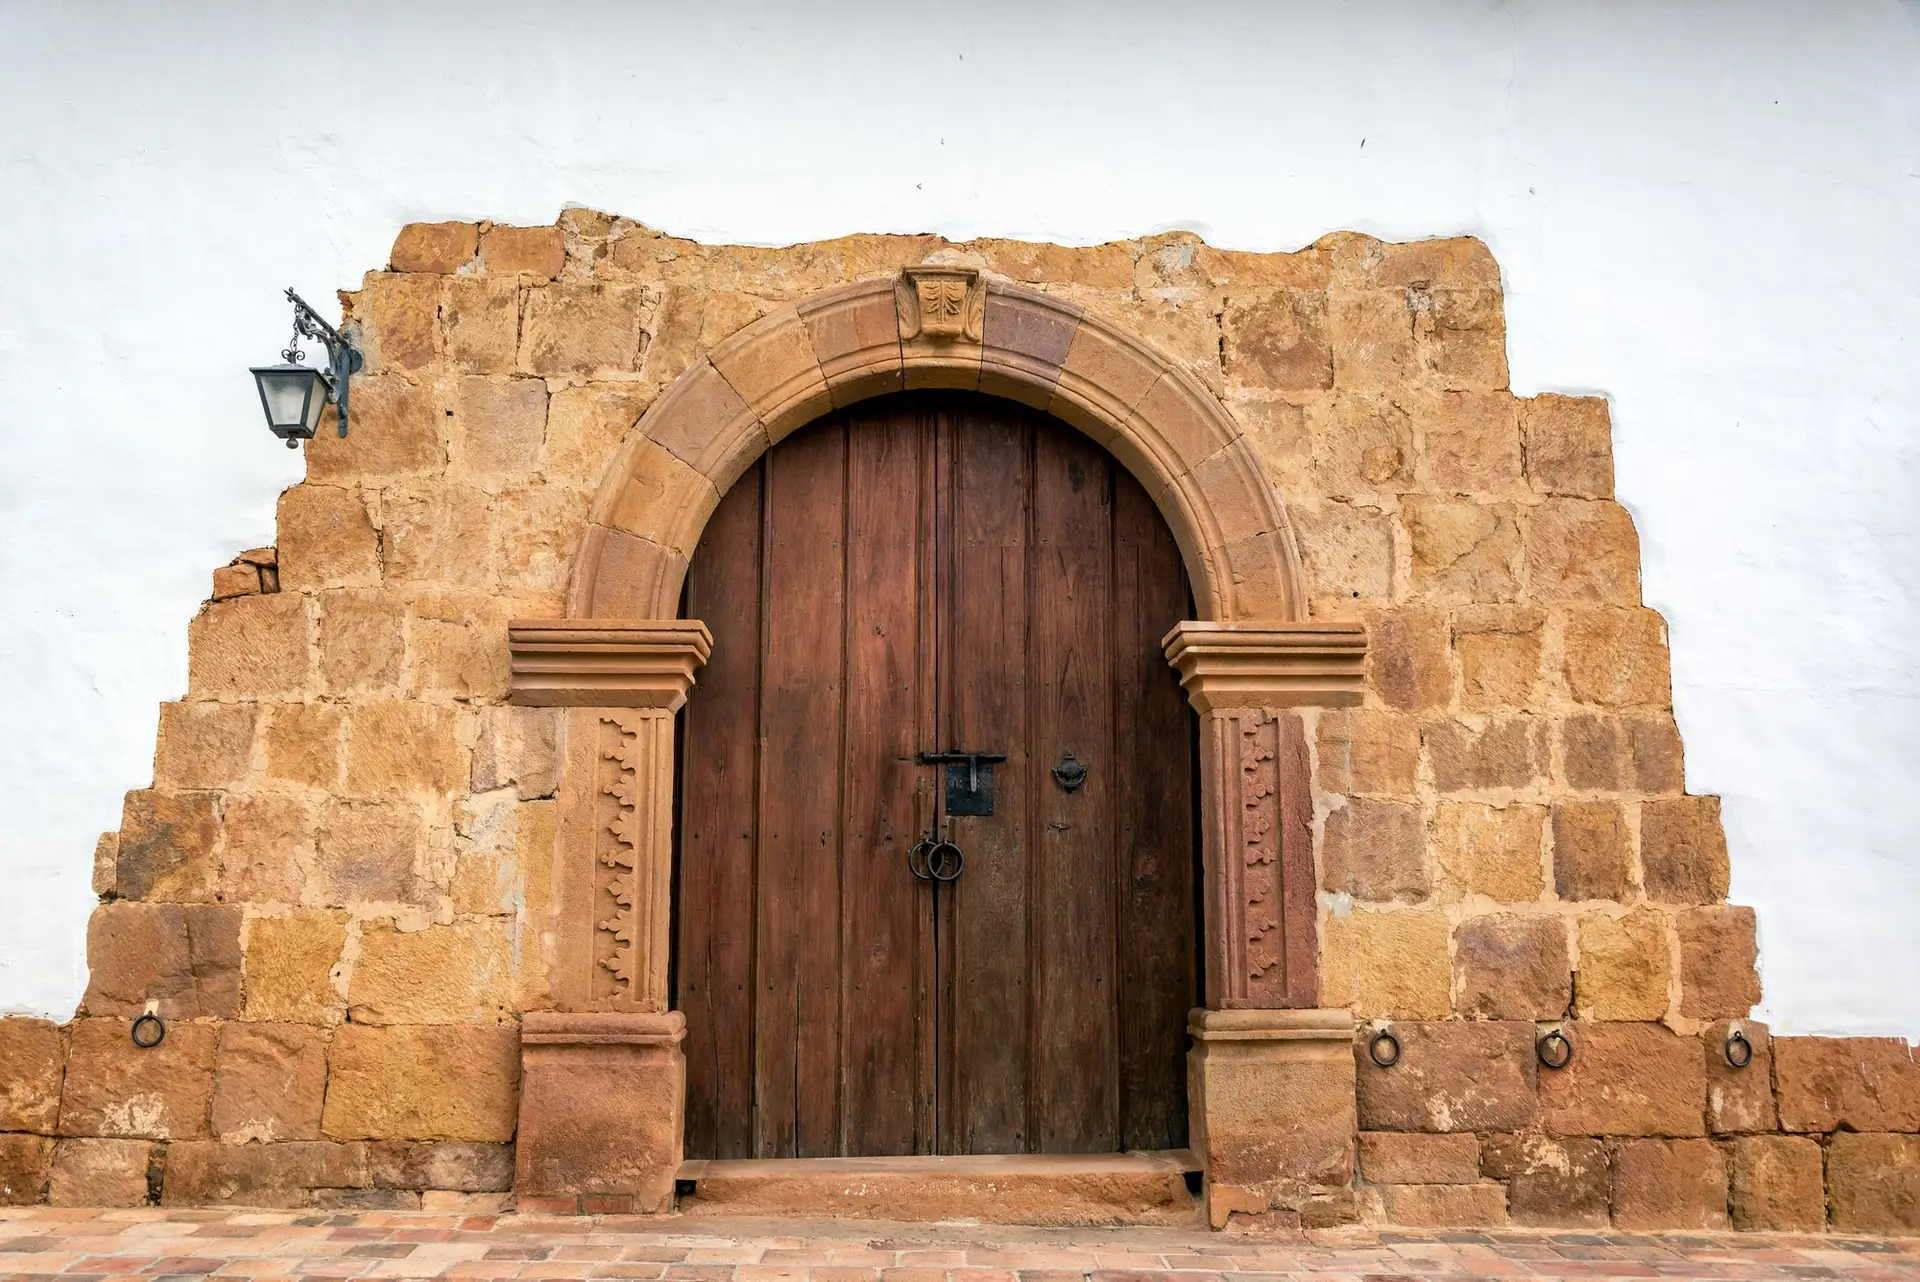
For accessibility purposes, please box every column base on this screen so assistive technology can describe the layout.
[514,1011,686,1213]
[1188,1007,1357,1229]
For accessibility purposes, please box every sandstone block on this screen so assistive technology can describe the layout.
[1611,1138,1729,1230]
[442,275,522,373]
[1375,1180,1506,1227]
[187,593,311,700]
[1330,290,1419,390]
[545,384,654,484]
[48,1138,152,1206]
[472,705,560,800]
[1624,713,1686,793]
[1773,1036,1920,1133]
[1640,796,1730,905]
[401,597,516,702]
[322,1024,520,1141]
[1705,1021,1777,1134]
[218,794,312,906]
[1522,394,1613,498]
[93,831,118,895]
[114,789,221,903]
[1560,607,1670,706]
[520,281,653,376]
[1416,287,1508,392]
[344,701,464,797]
[318,590,404,696]
[391,221,477,273]
[1222,288,1331,394]
[1454,914,1569,1020]
[1676,906,1760,1020]
[1293,501,1393,604]
[263,703,343,790]
[153,701,257,791]
[347,920,515,1025]
[83,901,241,1019]
[488,482,592,602]
[313,801,425,906]
[379,484,495,589]
[212,1023,328,1142]
[0,1134,52,1205]
[162,1138,370,1208]
[1416,392,1521,495]
[1561,711,1687,793]
[1525,500,1639,604]
[1429,802,1545,903]
[1828,1131,1920,1234]
[1355,1021,1537,1133]
[1330,910,1452,1018]
[1550,800,1631,902]
[1316,710,1420,797]
[1358,1131,1479,1184]
[211,560,263,600]
[59,1018,216,1140]
[480,224,564,279]
[1576,910,1672,1022]
[454,376,548,484]
[1240,395,1315,503]
[276,485,379,591]
[515,1013,684,1211]
[309,375,445,483]
[1320,799,1428,903]
[1425,717,1543,792]
[1451,606,1544,711]
[1479,1133,1609,1228]
[0,1018,64,1132]
[1367,610,1449,711]
[240,912,346,1024]
[353,272,441,372]
[368,1140,515,1192]
[1401,496,1520,604]
[1731,1134,1824,1232]
[1309,392,1412,498]
[1538,1022,1704,1137]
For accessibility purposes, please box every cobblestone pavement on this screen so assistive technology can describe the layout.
[1,1208,1917,1282]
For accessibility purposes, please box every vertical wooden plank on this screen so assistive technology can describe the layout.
[944,397,1035,1154]
[676,465,763,1160]
[755,422,848,1158]
[1027,424,1120,1153]
[838,403,927,1156]
[1111,470,1198,1152]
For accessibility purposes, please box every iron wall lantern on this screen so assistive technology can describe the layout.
[251,288,362,448]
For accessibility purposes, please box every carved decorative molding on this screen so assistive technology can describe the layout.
[1164,620,1367,713]
[508,619,712,710]
[896,266,985,344]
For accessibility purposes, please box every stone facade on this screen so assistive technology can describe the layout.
[0,211,1912,1231]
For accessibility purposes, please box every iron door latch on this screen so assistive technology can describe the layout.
[919,750,1007,816]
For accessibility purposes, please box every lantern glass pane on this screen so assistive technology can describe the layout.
[303,370,335,431]
[254,366,318,429]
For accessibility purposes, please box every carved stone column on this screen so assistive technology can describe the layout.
[1164,620,1367,1228]
[506,620,710,1213]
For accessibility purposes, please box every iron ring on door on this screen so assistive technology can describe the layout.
[908,838,964,883]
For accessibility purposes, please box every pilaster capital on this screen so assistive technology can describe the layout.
[1162,620,1367,713]
[1188,1007,1356,1043]
[508,619,712,710]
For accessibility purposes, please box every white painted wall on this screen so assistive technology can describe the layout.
[1,1,1914,1035]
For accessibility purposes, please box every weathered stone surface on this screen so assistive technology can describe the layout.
[401,593,517,701]
[1538,1022,1704,1138]
[241,912,346,1023]
[48,1138,152,1207]
[516,1014,685,1211]
[1640,796,1730,905]
[1358,1132,1479,1184]
[1676,906,1760,1020]
[344,702,464,797]
[1309,392,1411,498]
[1425,717,1543,792]
[1611,1138,1729,1230]
[1401,497,1519,604]
[318,590,404,696]
[1355,1021,1537,1133]
[1730,1134,1824,1232]
[1375,1181,1507,1227]
[1773,1036,1920,1133]
[1550,800,1630,902]
[1417,392,1522,495]
[1316,710,1420,797]
[212,1023,328,1142]
[546,384,654,484]
[162,1139,370,1208]
[520,281,654,376]
[0,1018,65,1132]
[0,1134,52,1205]
[305,376,443,481]
[93,831,118,896]
[353,273,441,371]
[1452,606,1543,710]
[1324,910,1451,1018]
[313,801,425,906]
[219,793,315,905]
[368,1140,515,1192]
[1827,1131,1920,1234]
[1522,394,1613,498]
[442,275,521,373]
[1321,799,1428,903]
[1293,501,1393,603]
[1558,712,1685,794]
[187,593,311,700]
[1367,610,1449,711]
[1560,607,1669,706]
[1576,910,1671,1022]
[391,221,477,273]
[1429,802,1545,903]
[1415,286,1507,392]
[276,485,379,592]
[153,701,257,791]
[471,706,560,800]
[1222,287,1331,394]
[1704,1021,1777,1134]
[59,1018,217,1140]
[480,224,564,279]
[114,789,220,902]
[322,1025,520,1142]
[454,376,548,484]
[347,920,516,1025]
[488,483,592,601]
[379,484,494,589]
[1525,500,1639,604]
[1454,914,1569,1020]
[212,560,264,600]
[1480,1133,1609,1228]
[82,901,242,1019]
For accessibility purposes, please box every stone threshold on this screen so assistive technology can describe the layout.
[673,1150,1205,1227]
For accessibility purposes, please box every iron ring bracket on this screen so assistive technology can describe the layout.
[927,840,964,883]
[908,838,934,882]
[1368,1029,1402,1068]
[1725,1030,1753,1069]
[1537,1028,1574,1070]
[130,1013,166,1049]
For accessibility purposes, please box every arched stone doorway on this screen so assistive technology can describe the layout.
[506,267,1368,1220]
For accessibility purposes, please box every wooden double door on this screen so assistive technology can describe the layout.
[674,391,1199,1160]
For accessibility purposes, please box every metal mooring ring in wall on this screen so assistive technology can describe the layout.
[1724,1030,1754,1069]
[1537,1028,1573,1069]
[1368,1029,1401,1068]
[130,1013,166,1049]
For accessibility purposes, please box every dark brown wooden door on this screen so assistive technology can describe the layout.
[675,391,1197,1160]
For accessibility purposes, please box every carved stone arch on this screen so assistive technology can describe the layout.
[566,267,1308,624]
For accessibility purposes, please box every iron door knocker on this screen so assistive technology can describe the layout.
[908,837,964,883]
[1053,753,1087,792]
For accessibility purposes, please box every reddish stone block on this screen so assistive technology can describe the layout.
[1366,610,1449,711]
[1480,1132,1609,1228]
[161,1139,370,1208]
[1640,795,1730,905]
[82,902,241,1019]
[1676,906,1760,1020]
[480,225,564,279]
[0,1017,65,1132]
[212,1024,328,1142]
[1538,1022,1705,1138]
[515,1013,684,1212]
[1453,914,1569,1021]
[1773,1035,1920,1133]
[1358,1132,1478,1184]
[1731,1134,1824,1233]
[1355,1021,1536,1134]
[1705,1022,1777,1134]
[1611,1138,1729,1230]
[391,221,477,273]
[58,1018,217,1140]
[48,1138,154,1207]
[113,789,221,903]
[1550,800,1630,902]
[368,1140,514,1192]
[1321,799,1428,903]
[1375,1181,1507,1227]
[1425,716,1543,791]
[1827,1131,1920,1234]
[0,1133,52,1205]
